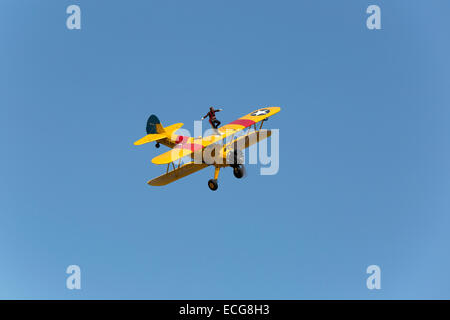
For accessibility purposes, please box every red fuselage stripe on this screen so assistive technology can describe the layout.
[175,143,203,152]
[227,119,255,127]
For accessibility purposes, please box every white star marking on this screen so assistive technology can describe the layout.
[251,109,270,116]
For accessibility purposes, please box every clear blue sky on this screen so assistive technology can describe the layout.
[1,0,449,299]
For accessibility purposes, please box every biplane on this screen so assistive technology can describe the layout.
[133,107,280,190]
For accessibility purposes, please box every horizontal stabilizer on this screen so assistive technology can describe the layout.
[134,133,166,146]
[162,123,184,138]
[134,119,184,146]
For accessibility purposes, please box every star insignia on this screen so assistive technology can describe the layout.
[250,109,270,116]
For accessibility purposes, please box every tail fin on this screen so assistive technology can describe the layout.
[146,115,165,134]
[134,114,183,146]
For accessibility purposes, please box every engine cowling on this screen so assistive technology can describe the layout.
[225,149,244,167]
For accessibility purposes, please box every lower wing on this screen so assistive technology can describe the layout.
[147,162,208,186]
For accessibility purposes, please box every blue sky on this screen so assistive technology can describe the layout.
[1,0,449,299]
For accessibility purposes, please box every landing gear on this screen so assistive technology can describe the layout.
[233,165,245,179]
[208,179,218,191]
[155,142,160,148]
[207,167,221,191]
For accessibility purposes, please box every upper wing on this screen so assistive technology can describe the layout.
[147,162,208,186]
[151,107,280,165]
[218,106,280,133]
[226,129,272,152]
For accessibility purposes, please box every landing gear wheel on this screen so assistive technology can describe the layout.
[208,179,218,191]
[155,142,160,148]
[233,165,245,179]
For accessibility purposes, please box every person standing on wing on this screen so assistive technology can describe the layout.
[201,107,223,129]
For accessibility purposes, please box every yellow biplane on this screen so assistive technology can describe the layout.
[134,107,280,190]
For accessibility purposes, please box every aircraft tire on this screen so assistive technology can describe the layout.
[233,165,245,179]
[208,179,218,191]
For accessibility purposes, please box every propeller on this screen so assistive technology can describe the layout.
[226,149,244,166]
